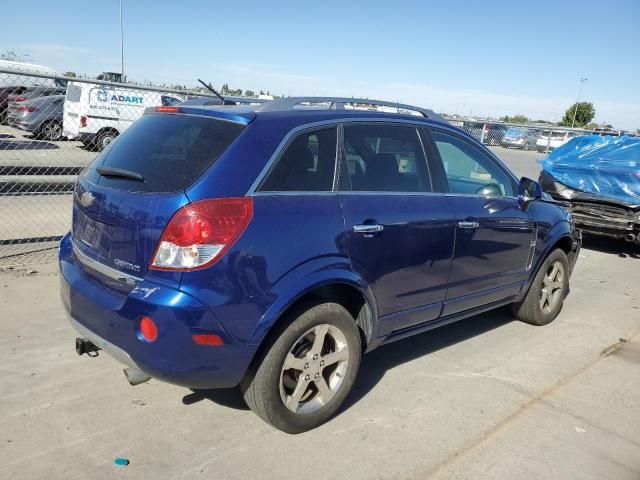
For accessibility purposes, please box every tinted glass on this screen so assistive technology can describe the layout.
[161,96,182,106]
[342,124,429,192]
[259,127,337,192]
[94,113,244,192]
[432,130,513,197]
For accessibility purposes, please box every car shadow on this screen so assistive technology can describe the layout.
[77,143,96,152]
[183,386,250,410]
[340,307,513,413]
[23,133,68,142]
[582,234,640,259]
[183,307,514,414]
[0,139,59,150]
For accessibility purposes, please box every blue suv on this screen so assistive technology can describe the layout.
[60,97,581,433]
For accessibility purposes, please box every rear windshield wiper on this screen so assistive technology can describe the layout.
[96,166,144,182]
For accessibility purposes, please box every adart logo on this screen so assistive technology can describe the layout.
[96,90,109,102]
[96,90,144,104]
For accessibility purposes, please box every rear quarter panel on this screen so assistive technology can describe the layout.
[178,195,352,345]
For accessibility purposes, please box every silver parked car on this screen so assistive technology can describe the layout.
[7,94,65,140]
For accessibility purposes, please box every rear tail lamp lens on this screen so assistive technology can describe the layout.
[139,316,158,342]
[16,106,37,112]
[13,96,27,102]
[80,115,87,127]
[151,197,253,270]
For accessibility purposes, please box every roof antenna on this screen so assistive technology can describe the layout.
[197,79,227,104]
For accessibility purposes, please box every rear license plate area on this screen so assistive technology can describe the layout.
[74,210,113,253]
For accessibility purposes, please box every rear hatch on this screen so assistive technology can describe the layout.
[504,128,526,140]
[62,82,82,138]
[72,110,248,283]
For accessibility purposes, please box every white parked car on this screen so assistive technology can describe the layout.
[536,130,580,152]
[62,81,182,150]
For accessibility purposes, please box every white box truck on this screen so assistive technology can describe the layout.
[0,60,65,88]
[62,82,182,150]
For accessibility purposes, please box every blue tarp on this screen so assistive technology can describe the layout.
[540,135,640,204]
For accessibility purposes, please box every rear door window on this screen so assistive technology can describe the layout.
[342,123,430,192]
[92,113,245,192]
[258,127,338,192]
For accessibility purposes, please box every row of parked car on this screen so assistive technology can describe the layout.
[0,85,67,140]
[461,122,584,152]
[0,84,268,149]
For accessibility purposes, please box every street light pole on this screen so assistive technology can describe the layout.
[570,77,588,128]
[120,0,124,79]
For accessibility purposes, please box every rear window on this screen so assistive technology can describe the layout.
[93,113,245,192]
[66,84,81,102]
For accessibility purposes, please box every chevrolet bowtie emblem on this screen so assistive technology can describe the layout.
[80,192,95,208]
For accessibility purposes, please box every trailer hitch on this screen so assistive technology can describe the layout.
[75,337,101,357]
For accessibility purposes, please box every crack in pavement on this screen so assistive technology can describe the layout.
[409,330,640,480]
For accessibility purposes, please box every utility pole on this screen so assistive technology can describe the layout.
[570,77,588,128]
[120,0,124,80]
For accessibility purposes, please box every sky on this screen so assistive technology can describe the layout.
[2,0,639,129]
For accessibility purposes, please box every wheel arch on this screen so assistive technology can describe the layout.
[96,126,119,137]
[518,220,576,301]
[248,271,379,353]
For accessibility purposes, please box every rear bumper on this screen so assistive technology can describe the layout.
[7,118,35,131]
[502,139,525,146]
[67,313,141,370]
[59,233,257,389]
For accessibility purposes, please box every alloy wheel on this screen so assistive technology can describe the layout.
[540,260,564,314]
[279,324,349,414]
[42,122,62,141]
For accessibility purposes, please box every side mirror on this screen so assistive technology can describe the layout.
[517,177,542,209]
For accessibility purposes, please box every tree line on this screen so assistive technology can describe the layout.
[500,102,597,129]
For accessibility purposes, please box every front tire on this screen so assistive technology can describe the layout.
[512,249,569,326]
[242,302,362,433]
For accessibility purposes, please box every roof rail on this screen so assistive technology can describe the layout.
[255,97,445,122]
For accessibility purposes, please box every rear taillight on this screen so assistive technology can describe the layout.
[13,96,27,102]
[80,115,87,127]
[16,106,37,112]
[151,197,253,270]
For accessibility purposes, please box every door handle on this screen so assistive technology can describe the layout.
[353,224,384,234]
[457,220,480,229]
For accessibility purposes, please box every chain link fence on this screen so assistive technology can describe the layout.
[0,67,222,267]
[452,119,593,154]
[0,66,608,267]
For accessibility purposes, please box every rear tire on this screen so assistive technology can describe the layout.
[95,129,118,151]
[512,249,569,326]
[38,120,63,141]
[242,301,362,433]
